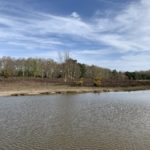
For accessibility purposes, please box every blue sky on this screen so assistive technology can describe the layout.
[0,0,150,71]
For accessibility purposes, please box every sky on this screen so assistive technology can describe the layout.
[0,0,150,71]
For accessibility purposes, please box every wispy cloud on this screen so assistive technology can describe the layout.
[0,0,150,71]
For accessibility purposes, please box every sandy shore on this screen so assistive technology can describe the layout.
[0,81,150,96]
[0,86,112,96]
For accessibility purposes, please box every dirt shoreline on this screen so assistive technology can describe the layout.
[0,85,150,96]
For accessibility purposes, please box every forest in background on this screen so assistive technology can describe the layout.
[0,55,150,87]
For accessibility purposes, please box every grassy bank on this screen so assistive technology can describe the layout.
[0,79,150,96]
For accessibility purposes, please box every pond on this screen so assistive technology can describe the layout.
[0,91,150,149]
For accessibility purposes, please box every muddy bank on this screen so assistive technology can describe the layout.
[0,85,150,96]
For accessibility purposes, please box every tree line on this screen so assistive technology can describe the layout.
[0,56,149,84]
[125,71,150,80]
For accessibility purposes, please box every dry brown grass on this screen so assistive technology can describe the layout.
[0,78,150,96]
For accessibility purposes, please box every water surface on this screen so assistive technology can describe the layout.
[0,91,150,150]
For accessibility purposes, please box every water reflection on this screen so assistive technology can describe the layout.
[0,91,150,149]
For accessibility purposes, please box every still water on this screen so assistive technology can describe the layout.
[0,91,150,150]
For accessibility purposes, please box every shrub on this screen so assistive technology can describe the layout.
[76,78,84,86]
[93,78,101,87]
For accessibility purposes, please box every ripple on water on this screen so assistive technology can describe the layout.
[0,91,150,149]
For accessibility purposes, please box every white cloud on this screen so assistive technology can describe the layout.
[71,12,80,19]
[107,53,150,71]
[0,0,150,71]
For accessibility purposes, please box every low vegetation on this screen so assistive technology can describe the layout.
[0,54,150,88]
